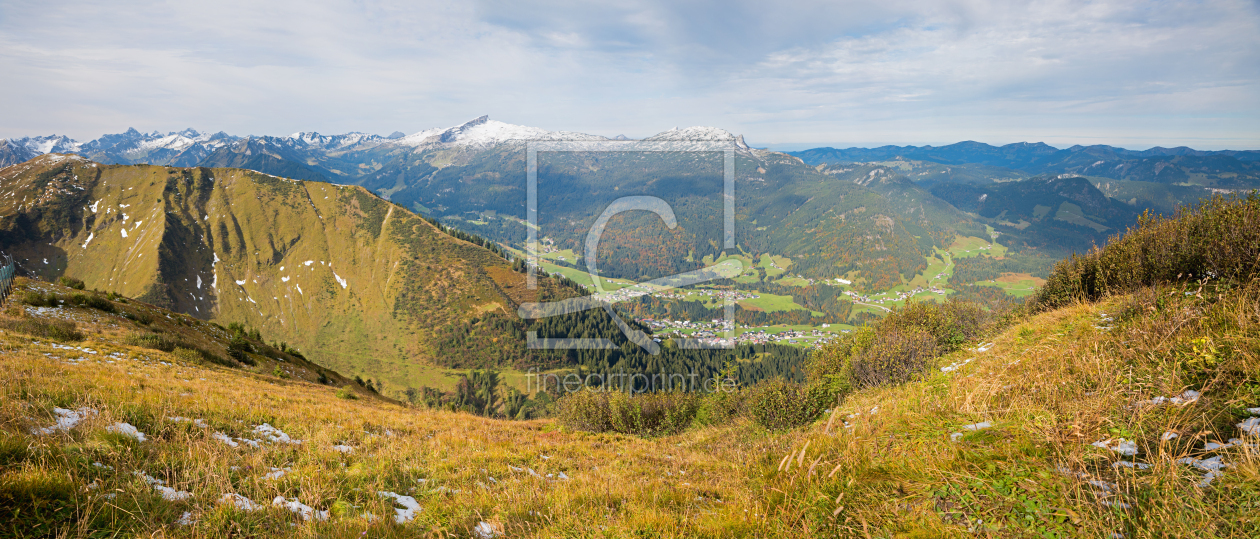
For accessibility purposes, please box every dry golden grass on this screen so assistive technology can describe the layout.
[2,276,1258,537]
[0,293,801,537]
[762,282,1260,537]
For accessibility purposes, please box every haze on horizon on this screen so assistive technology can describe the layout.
[1,0,1257,150]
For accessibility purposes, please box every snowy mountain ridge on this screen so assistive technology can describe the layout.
[0,117,758,168]
[4,117,752,158]
[392,115,609,148]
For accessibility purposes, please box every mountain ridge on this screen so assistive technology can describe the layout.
[0,154,583,391]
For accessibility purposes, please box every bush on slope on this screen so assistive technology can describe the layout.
[1034,193,1260,311]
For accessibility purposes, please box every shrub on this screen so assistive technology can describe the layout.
[847,328,938,387]
[171,347,204,363]
[121,311,153,325]
[19,291,58,308]
[171,346,235,367]
[127,335,235,367]
[556,390,611,432]
[226,336,255,365]
[693,389,748,427]
[556,390,701,436]
[66,293,114,312]
[747,378,827,431]
[807,338,854,399]
[57,276,85,290]
[335,386,358,400]
[125,334,180,352]
[0,318,83,341]
[810,300,992,393]
[607,392,700,436]
[1033,193,1260,311]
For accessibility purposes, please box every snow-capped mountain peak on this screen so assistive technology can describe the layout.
[394,116,608,148]
[285,131,384,150]
[644,126,752,151]
[12,134,82,155]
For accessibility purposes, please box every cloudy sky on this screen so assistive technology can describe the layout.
[1,0,1257,149]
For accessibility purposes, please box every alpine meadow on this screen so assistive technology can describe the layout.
[2,0,1260,537]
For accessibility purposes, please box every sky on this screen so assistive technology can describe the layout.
[1,0,1258,150]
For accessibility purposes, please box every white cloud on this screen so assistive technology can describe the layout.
[0,0,1256,148]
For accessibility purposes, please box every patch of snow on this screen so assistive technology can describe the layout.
[333,272,347,289]
[272,497,328,521]
[106,422,147,442]
[378,491,422,523]
[473,521,500,539]
[1239,417,1260,436]
[1179,455,1228,472]
[81,232,94,249]
[212,432,238,447]
[33,407,97,435]
[1092,438,1138,456]
[235,280,246,285]
[1139,389,1202,407]
[1199,470,1224,487]
[135,471,191,501]
[168,416,207,427]
[941,357,973,373]
[120,228,127,238]
[253,423,300,444]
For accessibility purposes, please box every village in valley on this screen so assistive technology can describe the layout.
[519,232,1029,349]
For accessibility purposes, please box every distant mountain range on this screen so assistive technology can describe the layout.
[8,118,1256,184]
[4,116,1257,295]
[789,142,1260,186]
